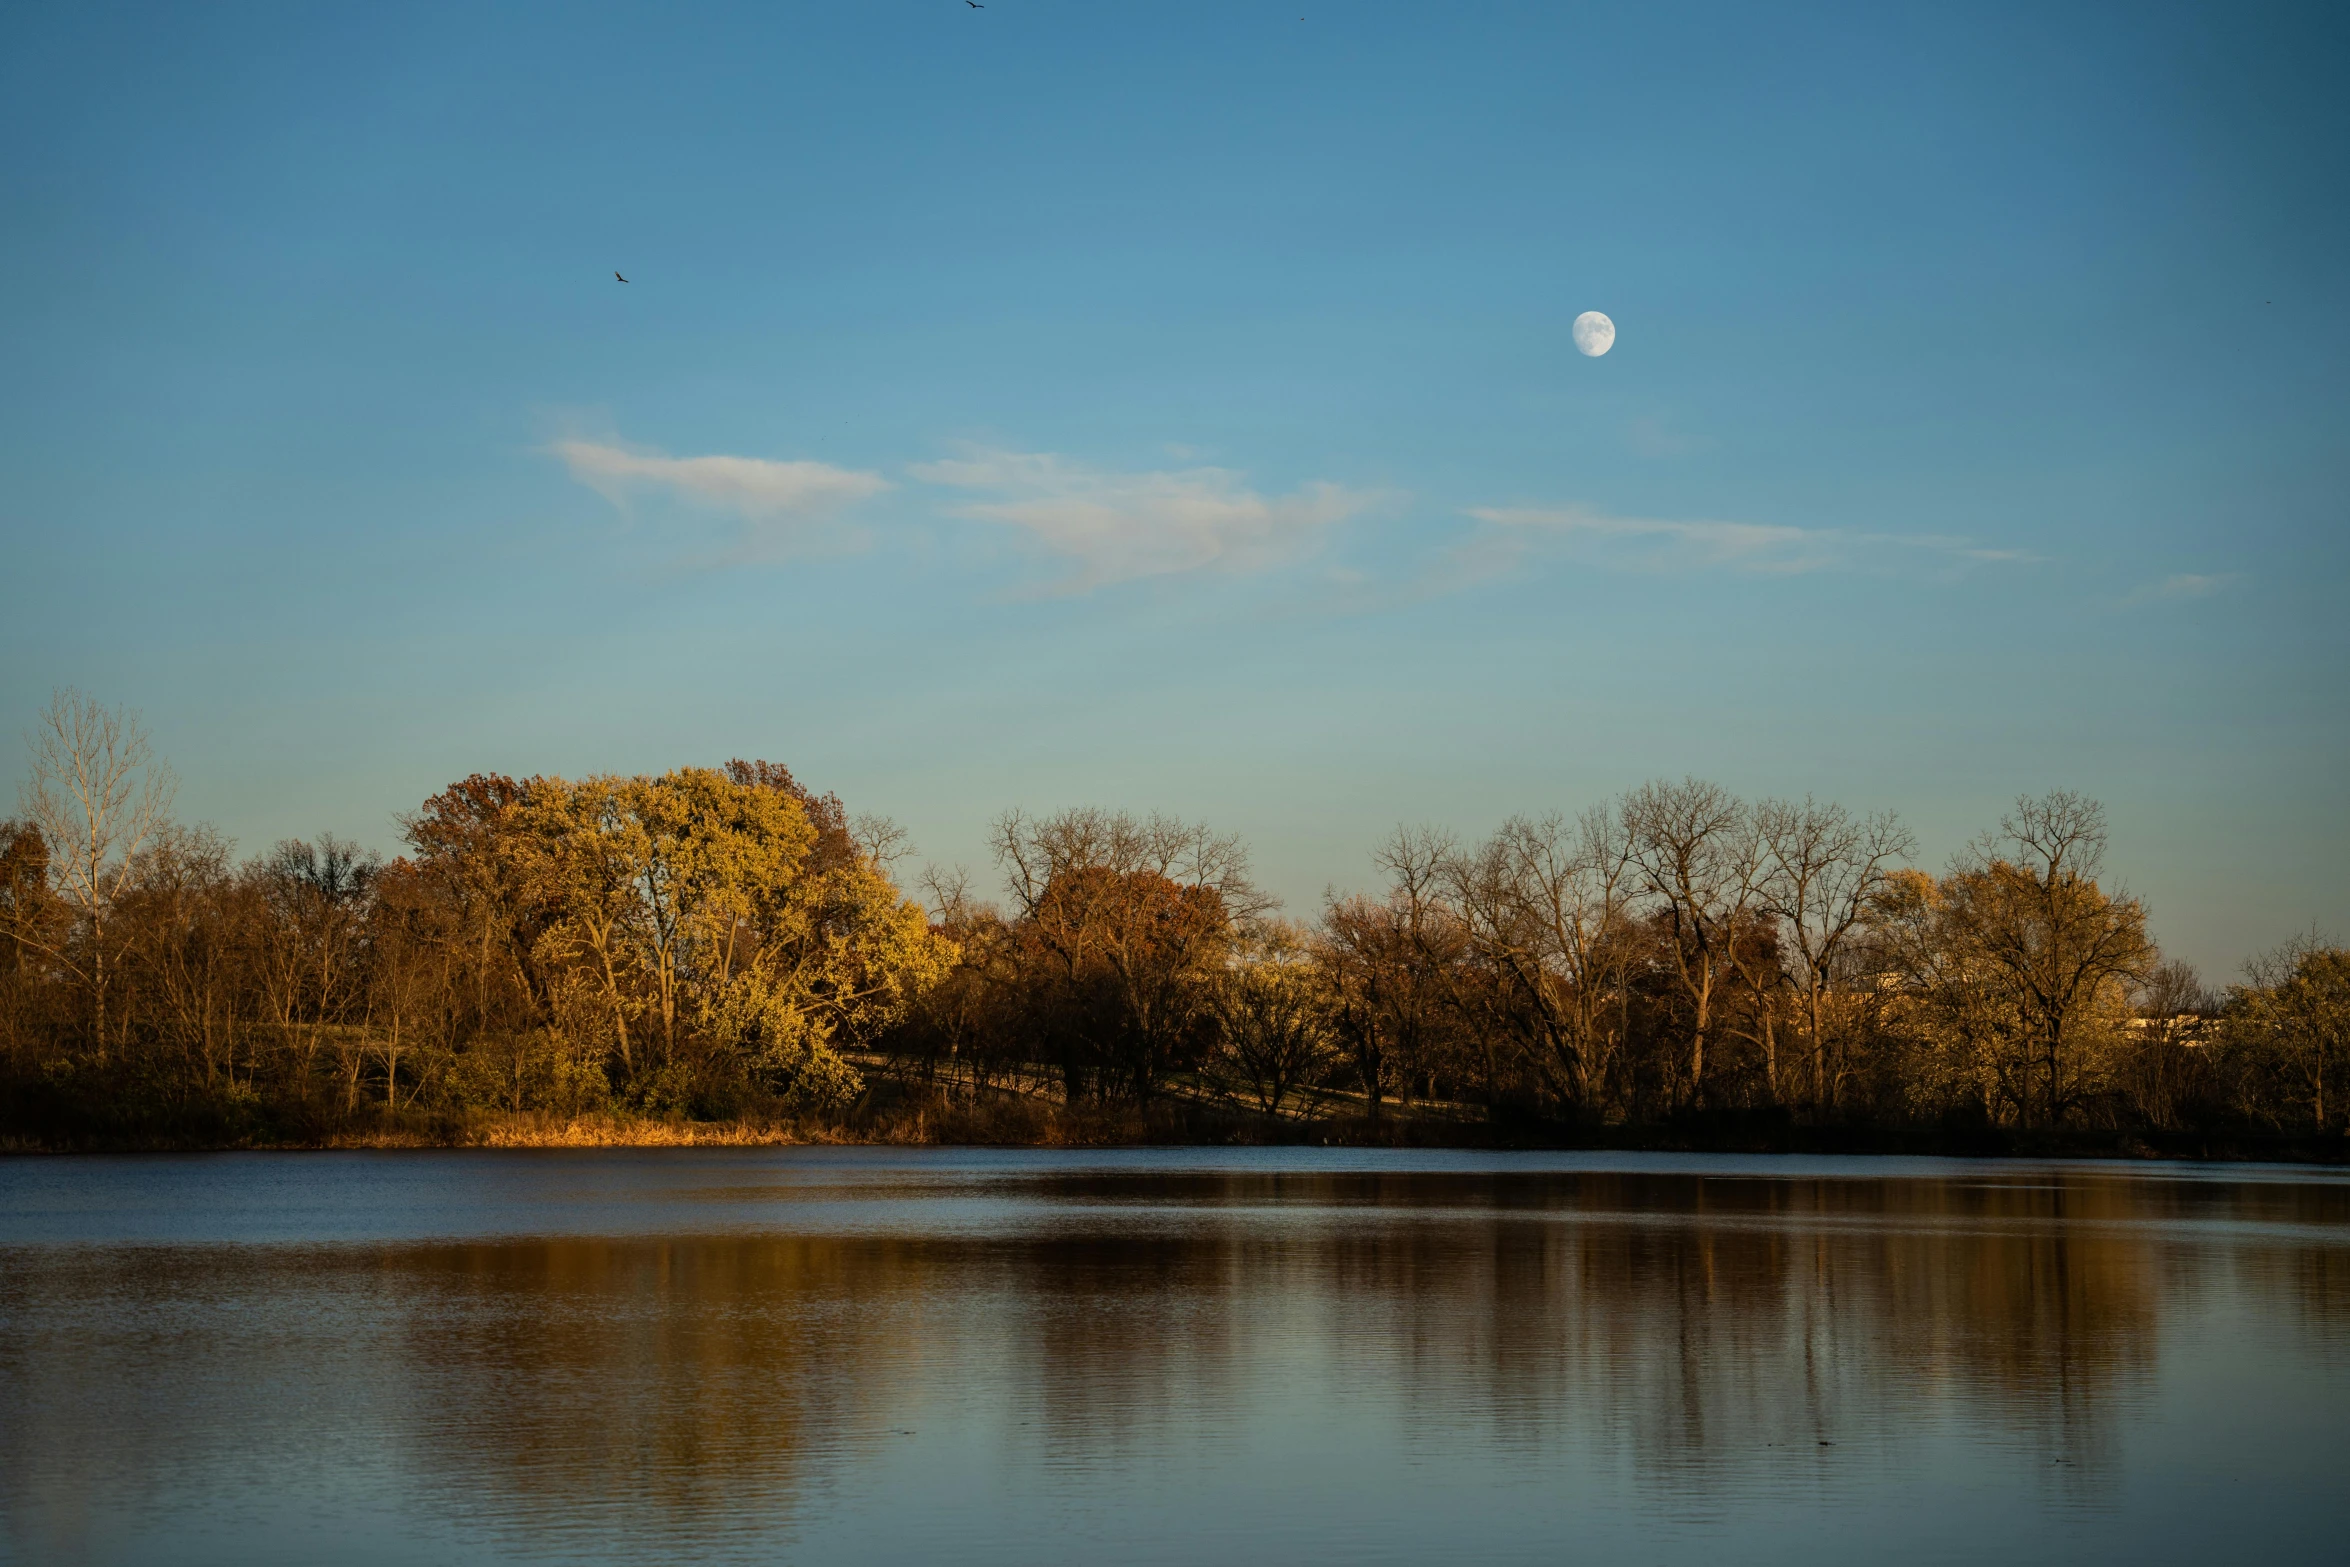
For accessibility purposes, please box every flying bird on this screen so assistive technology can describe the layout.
[967,2,982,7]
[615,271,629,283]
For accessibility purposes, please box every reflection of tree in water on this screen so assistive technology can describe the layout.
[1291,1173,2187,1474]
[379,1181,2303,1508]
[1486,1175,2171,1472]
[5,1167,2347,1560]
[981,1171,2286,1480]
[389,1236,941,1553]
[2213,1178,2350,1348]
[2282,1242,2350,1342]
[991,1233,1249,1466]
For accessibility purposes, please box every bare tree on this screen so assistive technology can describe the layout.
[254,833,380,1091]
[919,862,980,923]
[1320,893,1409,1121]
[122,824,244,1089]
[2118,955,2216,1128]
[1623,779,1764,1109]
[852,813,911,870]
[17,690,178,1054]
[1756,797,1914,1114]
[1314,828,1470,1122]
[994,807,1270,924]
[1210,920,1336,1116]
[1444,807,1638,1111]
[1370,825,1474,1107]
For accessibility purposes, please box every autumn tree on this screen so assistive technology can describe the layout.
[12,701,2343,1153]
[720,764,950,1105]
[397,773,549,1053]
[886,867,1023,1094]
[1876,794,2152,1126]
[524,766,946,1110]
[993,808,1259,1102]
[0,819,67,1064]
[2224,937,2350,1135]
[520,774,653,1073]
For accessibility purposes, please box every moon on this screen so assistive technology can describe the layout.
[1572,310,1616,357]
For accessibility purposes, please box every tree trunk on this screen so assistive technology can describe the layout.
[1809,986,1827,1114]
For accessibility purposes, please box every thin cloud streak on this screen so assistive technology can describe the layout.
[912,446,1378,591]
[1465,505,1840,577]
[555,439,892,516]
[553,438,891,565]
[2123,572,2241,606]
[1452,504,2031,585]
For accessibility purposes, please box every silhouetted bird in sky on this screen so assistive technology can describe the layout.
[967,2,982,8]
[615,272,628,283]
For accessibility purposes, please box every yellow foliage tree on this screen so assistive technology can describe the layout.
[1873,794,2152,1126]
[521,766,951,1108]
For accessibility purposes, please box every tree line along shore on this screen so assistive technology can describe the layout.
[2,691,2344,1156]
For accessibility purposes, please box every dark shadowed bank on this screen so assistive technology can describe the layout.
[7,1066,2346,1162]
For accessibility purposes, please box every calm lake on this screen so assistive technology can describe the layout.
[3,1149,2346,1566]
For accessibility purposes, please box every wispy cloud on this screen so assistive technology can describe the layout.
[911,445,1378,591]
[2123,572,2240,606]
[553,438,890,560]
[1464,505,1840,577]
[1451,504,2028,585]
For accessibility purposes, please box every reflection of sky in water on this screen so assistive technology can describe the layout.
[3,1150,2346,1566]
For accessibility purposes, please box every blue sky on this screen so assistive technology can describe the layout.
[2,1,2343,975]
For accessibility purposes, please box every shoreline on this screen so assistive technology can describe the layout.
[8,1091,2345,1165]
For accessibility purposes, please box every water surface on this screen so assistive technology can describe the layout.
[3,1148,2345,1565]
